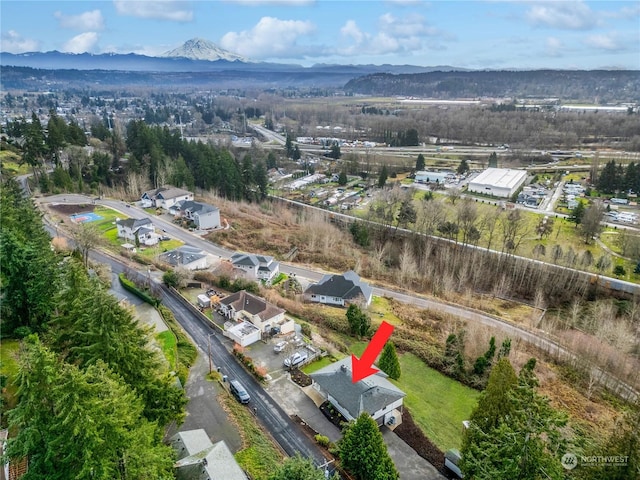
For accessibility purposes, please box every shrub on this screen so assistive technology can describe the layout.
[13,326,33,339]
[315,434,331,448]
[300,322,312,339]
[118,273,159,306]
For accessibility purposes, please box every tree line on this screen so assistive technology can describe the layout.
[0,179,185,478]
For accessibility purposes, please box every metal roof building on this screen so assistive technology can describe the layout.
[467,168,527,198]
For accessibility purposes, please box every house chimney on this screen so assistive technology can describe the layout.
[340,364,347,372]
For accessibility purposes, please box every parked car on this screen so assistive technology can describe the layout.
[274,341,287,353]
[444,449,463,478]
[284,351,308,368]
[229,379,250,404]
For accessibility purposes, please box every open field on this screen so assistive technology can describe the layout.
[155,331,177,371]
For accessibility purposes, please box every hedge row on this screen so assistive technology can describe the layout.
[118,273,160,306]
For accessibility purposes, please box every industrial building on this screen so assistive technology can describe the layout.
[467,168,527,198]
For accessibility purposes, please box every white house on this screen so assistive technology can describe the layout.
[159,245,209,270]
[310,358,405,428]
[172,200,221,230]
[115,217,158,246]
[170,430,247,480]
[467,168,528,198]
[141,186,193,210]
[304,270,373,307]
[230,253,280,283]
[223,320,262,347]
[218,290,292,335]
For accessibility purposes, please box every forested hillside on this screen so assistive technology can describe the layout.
[0,180,184,478]
[344,70,640,103]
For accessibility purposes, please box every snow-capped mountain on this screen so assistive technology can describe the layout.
[160,38,247,62]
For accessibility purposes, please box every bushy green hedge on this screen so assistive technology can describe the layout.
[118,273,159,306]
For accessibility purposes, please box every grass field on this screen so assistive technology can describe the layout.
[392,353,480,451]
[0,339,21,414]
[155,330,177,371]
[369,296,403,326]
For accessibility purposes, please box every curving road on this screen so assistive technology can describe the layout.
[38,194,639,402]
[89,248,331,467]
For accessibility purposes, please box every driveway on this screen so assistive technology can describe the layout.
[383,428,446,480]
[166,353,242,453]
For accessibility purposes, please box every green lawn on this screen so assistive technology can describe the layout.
[155,330,177,370]
[1,339,21,414]
[301,356,335,374]
[137,239,184,257]
[392,353,480,451]
[370,296,403,326]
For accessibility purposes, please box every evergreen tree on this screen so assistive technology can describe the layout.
[569,200,586,225]
[378,342,401,380]
[461,358,568,480]
[378,165,388,188]
[339,413,399,480]
[338,170,348,186]
[5,337,175,480]
[285,133,293,157]
[415,153,425,171]
[269,454,337,480]
[457,158,470,175]
[597,160,618,194]
[330,142,341,159]
[488,152,498,168]
[346,304,371,338]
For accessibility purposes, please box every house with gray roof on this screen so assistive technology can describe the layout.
[172,200,221,230]
[159,245,209,270]
[310,357,405,428]
[230,253,279,283]
[304,270,373,307]
[141,186,193,210]
[115,217,158,246]
[171,429,247,480]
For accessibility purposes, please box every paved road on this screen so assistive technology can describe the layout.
[88,249,330,467]
[39,194,639,402]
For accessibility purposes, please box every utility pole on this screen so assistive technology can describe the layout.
[207,332,214,374]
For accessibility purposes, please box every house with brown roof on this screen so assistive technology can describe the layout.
[218,290,292,335]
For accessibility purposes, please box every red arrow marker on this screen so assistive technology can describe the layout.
[351,321,395,383]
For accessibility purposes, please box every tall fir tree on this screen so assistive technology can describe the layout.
[378,342,401,380]
[339,413,399,480]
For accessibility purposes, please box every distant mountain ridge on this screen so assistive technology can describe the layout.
[160,38,248,62]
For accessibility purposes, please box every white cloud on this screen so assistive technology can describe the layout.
[62,32,99,54]
[54,9,104,31]
[584,33,623,51]
[336,13,452,58]
[0,30,40,53]
[526,1,597,30]
[220,16,315,58]
[545,36,563,57]
[340,20,365,44]
[113,0,193,22]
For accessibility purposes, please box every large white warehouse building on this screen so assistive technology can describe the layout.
[468,168,527,198]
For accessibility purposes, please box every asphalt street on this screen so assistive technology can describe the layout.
[89,249,330,467]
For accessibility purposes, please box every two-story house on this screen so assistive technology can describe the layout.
[218,290,290,335]
[115,217,158,246]
[140,186,193,211]
[230,253,279,283]
[172,200,221,230]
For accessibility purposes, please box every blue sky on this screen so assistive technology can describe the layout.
[1,1,638,69]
